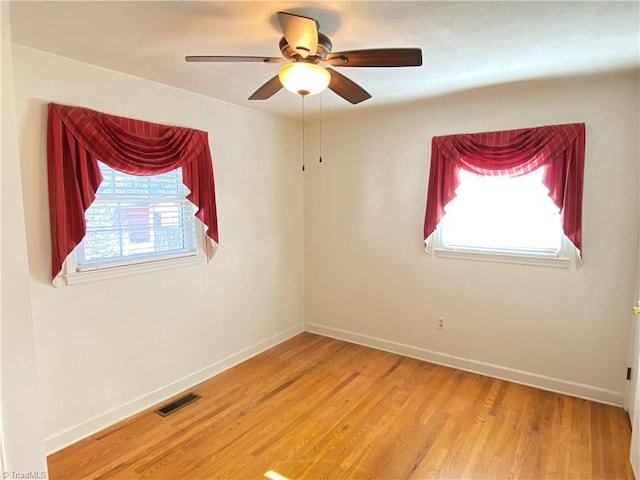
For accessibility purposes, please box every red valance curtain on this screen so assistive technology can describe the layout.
[424,123,585,261]
[47,103,218,281]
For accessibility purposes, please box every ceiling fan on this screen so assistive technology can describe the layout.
[185,11,423,105]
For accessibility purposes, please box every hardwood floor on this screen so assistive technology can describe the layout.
[48,333,634,479]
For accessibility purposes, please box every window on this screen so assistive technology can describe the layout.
[435,167,569,267]
[47,104,218,285]
[63,162,205,284]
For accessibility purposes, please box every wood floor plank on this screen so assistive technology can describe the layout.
[47,333,635,479]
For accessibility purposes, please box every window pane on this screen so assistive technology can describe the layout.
[440,168,562,253]
[77,163,197,269]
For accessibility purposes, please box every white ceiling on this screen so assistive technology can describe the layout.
[9,1,640,119]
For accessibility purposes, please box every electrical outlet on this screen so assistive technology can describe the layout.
[436,316,445,330]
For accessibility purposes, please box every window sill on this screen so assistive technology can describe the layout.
[63,253,206,285]
[434,248,570,268]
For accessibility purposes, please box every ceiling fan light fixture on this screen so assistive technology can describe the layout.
[278,62,330,96]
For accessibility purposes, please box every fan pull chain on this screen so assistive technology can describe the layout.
[319,94,323,164]
[301,95,305,172]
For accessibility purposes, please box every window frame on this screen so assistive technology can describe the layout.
[433,228,571,268]
[57,164,207,286]
[432,168,571,269]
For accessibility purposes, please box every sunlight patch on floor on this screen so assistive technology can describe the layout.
[265,470,290,480]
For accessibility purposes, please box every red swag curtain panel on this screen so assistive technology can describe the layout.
[47,103,219,282]
[424,123,585,262]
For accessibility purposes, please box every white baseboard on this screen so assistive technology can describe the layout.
[46,321,623,455]
[305,323,624,407]
[45,322,304,455]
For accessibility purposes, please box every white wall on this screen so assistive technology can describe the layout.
[1,4,48,473]
[11,45,305,453]
[304,72,640,405]
[629,105,640,477]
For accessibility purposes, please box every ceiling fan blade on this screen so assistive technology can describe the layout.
[248,75,283,100]
[185,56,284,63]
[326,48,423,67]
[327,69,371,105]
[277,11,318,57]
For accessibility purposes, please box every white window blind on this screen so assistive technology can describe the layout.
[76,162,198,271]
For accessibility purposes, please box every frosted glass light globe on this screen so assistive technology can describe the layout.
[278,62,331,96]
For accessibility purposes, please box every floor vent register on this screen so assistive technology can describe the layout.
[155,392,201,417]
